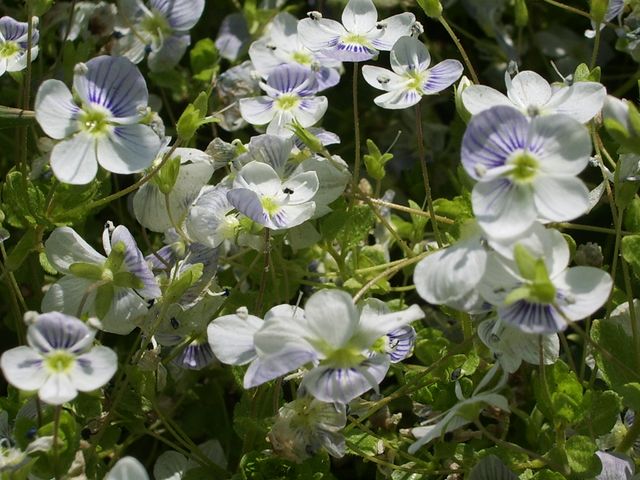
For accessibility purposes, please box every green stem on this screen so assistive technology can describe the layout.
[53,406,61,480]
[361,196,414,258]
[352,253,425,302]
[621,258,640,368]
[439,16,479,84]
[590,25,602,69]
[351,193,454,224]
[542,0,592,19]
[351,62,362,196]
[255,228,271,314]
[415,102,443,247]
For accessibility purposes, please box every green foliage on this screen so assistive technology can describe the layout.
[363,139,394,181]
[591,319,640,389]
[190,38,220,83]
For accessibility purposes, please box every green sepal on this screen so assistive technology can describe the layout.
[69,262,104,281]
[95,283,114,319]
[164,263,204,304]
[363,139,393,181]
[515,0,529,26]
[590,0,610,24]
[113,271,144,290]
[104,241,126,273]
[514,243,537,281]
[155,154,181,195]
[416,0,443,18]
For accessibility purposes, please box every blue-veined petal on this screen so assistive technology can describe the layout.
[173,340,216,370]
[301,354,389,403]
[227,188,270,226]
[148,33,190,72]
[101,287,148,335]
[369,13,415,51]
[373,88,422,109]
[275,202,316,229]
[239,96,276,126]
[499,300,565,334]
[386,326,416,363]
[96,123,161,175]
[28,312,94,354]
[151,0,204,31]
[297,18,346,54]
[110,225,160,299]
[244,348,317,388]
[0,347,47,391]
[292,96,328,127]
[207,312,264,365]
[422,59,464,94]
[72,347,118,391]
[73,55,148,118]
[266,63,318,95]
[461,106,529,180]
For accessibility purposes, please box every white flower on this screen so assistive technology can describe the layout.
[0,16,38,77]
[185,184,239,248]
[239,63,328,137]
[409,365,509,453]
[0,312,117,405]
[250,12,342,91]
[478,226,612,334]
[113,0,205,72]
[227,161,319,230]
[153,440,227,479]
[42,224,161,335]
[35,55,162,185]
[297,0,416,62]
[362,36,463,109]
[461,70,606,123]
[461,105,592,238]
[132,147,215,232]
[208,291,424,403]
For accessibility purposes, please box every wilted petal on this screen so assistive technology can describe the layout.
[35,80,79,139]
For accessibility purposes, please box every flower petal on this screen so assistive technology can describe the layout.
[283,171,319,203]
[373,88,422,109]
[273,202,317,229]
[423,59,464,94]
[39,373,77,405]
[110,225,160,299]
[461,106,529,180]
[244,348,317,388]
[207,312,264,365]
[148,33,190,72]
[507,70,552,110]
[305,290,359,348]
[297,18,347,54]
[545,82,606,123]
[390,36,430,74]
[499,300,566,334]
[342,0,378,34]
[293,96,328,127]
[96,124,161,175]
[50,132,99,185]
[227,188,269,226]
[72,346,118,391]
[473,179,536,239]
[355,303,424,348]
[45,227,106,274]
[106,456,150,480]
[370,13,416,51]
[239,96,276,126]
[555,266,612,321]
[35,80,79,139]
[101,288,148,335]
[532,176,590,223]
[42,276,95,319]
[74,55,148,118]
[0,347,47,391]
[233,161,282,196]
[28,312,94,354]
[301,355,389,403]
[152,0,205,30]
[361,65,404,92]
[462,85,513,116]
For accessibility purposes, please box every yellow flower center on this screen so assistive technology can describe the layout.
[45,350,76,373]
[0,41,20,59]
[508,151,539,183]
[276,94,300,111]
[79,107,111,136]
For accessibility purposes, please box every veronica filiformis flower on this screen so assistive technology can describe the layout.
[268,396,347,462]
[478,317,559,373]
[106,456,149,480]
[35,55,162,184]
[478,225,612,334]
[298,0,416,62]
[461,70,606,123]
[42,224,161,334]
[0,16,38,76]
[113,0,205,71]
[227,161,319,230]
[210,290,424,403]
[362,36,463,109]
[409,365,509,453]
[132,147,215,232]
[239,63,328,137]
[461,106,592,238]
[0,313,117,405]
[250,12,342,92]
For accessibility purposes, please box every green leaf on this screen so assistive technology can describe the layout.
[164,263,203,304]
[363,139,393,181]
[533,361,584,425]
[591,319,640,389]
[565,435,601,478]
[69,262,104,281]
[345,431,381,456]
[2,171,47,229]
[155,154,181,194]
[576,390,622,436]
[620,382,640,411]
[622,235,640,279]
[468,455,517,480]
[624,198,640,232]
[5,229,37,271]
[95,283,114,319]
[190,38,220,83]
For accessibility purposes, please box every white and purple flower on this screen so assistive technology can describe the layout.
[239,64,328,138]
[35,55,162,185]
[0,312,117,405]
[0,16,39,76]
[42,223,161,335]
[297,0,416,62]
[461,105,592,238]
[113,0,205,71]
[362,36,463,109]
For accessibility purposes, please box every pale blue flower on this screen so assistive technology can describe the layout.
[0,313,117,406]
[35,55,162,185]
[0,16,39,76]
[239,63,328,138]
